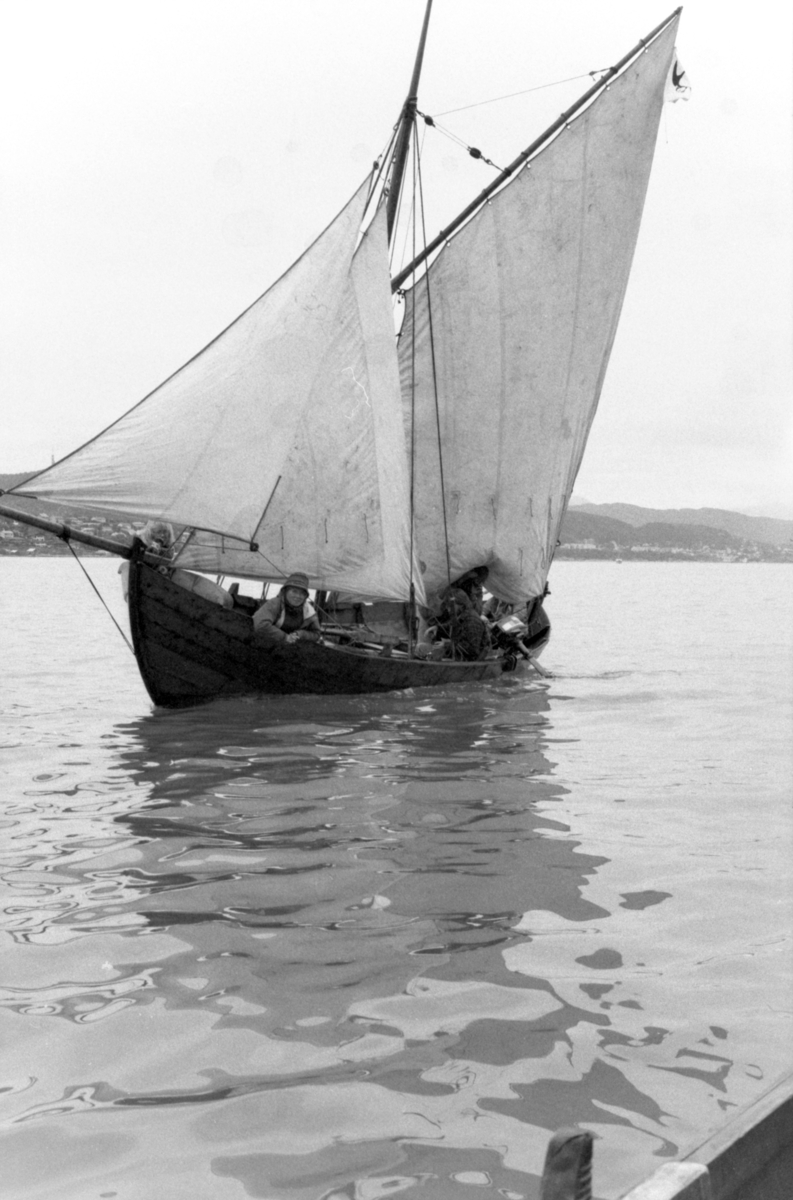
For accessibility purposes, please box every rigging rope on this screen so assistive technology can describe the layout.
[389,122,427,278]
[417,110,503,172]
[436,69,607,116]
[64,540,134,655]
[407,132,418,610]
[364,123,401,222]
[251,546,294,578]
[414,132,452,590]
[414,67,610,173]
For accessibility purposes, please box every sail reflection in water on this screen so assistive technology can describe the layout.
[4,668,783,1200]
[0,686,615,1198]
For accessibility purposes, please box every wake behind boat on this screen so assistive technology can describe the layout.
[1,3,684,707]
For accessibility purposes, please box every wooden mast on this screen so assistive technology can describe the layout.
[4,6,437,561]
[386,0,433,242]
[384,0,433,657]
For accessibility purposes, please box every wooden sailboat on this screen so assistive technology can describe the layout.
[0,4,683,707]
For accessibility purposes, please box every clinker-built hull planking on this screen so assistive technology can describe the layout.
[128,557,506,707]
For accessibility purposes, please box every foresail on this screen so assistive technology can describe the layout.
[398,18,679,603]
[15,181,374,546]
[176,205,420,603]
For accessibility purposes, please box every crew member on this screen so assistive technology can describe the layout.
[253,573,321,648]
[436,566,491,660]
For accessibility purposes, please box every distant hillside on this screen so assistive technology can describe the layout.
[575,503,793,548]
[557,508,792,561]
[3,469,792,562]
[561,511,636,544]
[0,474,135,553]
[0,471,38,491]
[561,510,743,552]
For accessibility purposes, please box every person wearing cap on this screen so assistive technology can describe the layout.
[451,566,489,615]
[252,573,322,648]
[435,565,491,660]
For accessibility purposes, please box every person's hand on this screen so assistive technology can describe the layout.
[285,632,300,644]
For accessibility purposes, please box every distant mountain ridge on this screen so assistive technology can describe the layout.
[560,510,750,554]
[573,503,793,548]
[3,472,792,554]
[0,471,38,491]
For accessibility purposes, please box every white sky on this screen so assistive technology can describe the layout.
[2,0,791,515]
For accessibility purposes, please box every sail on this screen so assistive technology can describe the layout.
[176,205,421,602]
[398,18,678,603]
[16,181,381,549]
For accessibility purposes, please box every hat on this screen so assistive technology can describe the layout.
[282,572,310,594]
[454,565,489,588]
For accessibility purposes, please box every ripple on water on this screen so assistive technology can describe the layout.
[0,559,791,1199]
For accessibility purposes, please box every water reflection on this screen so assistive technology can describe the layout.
[103,687,610,1038]
[1,680,776,1200]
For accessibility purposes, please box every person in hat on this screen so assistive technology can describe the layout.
[435,565,491,660]
[451,565,489,615]
[252,572,322,648]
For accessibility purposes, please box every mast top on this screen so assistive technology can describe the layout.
[391,5,682,290]
[386,0,433,241]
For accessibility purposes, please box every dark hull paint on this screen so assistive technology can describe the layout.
[127,557,525,707]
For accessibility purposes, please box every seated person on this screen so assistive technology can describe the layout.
[436,566,491,661]
[453,565,488,615]
[253,573,322,647]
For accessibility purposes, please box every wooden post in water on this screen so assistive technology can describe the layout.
[540,1128,594,1200]
[543,1069,793,1199]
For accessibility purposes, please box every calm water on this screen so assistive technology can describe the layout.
[1,559,791,1200]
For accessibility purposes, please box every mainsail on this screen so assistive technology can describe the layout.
[397,18,678,603]
[15,184,419,601]
[9,13,680,613]
[178,205,420,602]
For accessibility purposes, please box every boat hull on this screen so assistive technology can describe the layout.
[127,557,510,706]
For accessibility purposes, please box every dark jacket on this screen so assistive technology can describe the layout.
[252,593,321,647]
[437,586,491,661]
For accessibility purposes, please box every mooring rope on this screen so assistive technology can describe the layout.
[65,540,134,655]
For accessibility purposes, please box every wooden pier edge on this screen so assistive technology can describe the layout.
[612,1069,793,1200]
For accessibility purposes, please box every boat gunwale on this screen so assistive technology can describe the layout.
[127,554,508,705]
